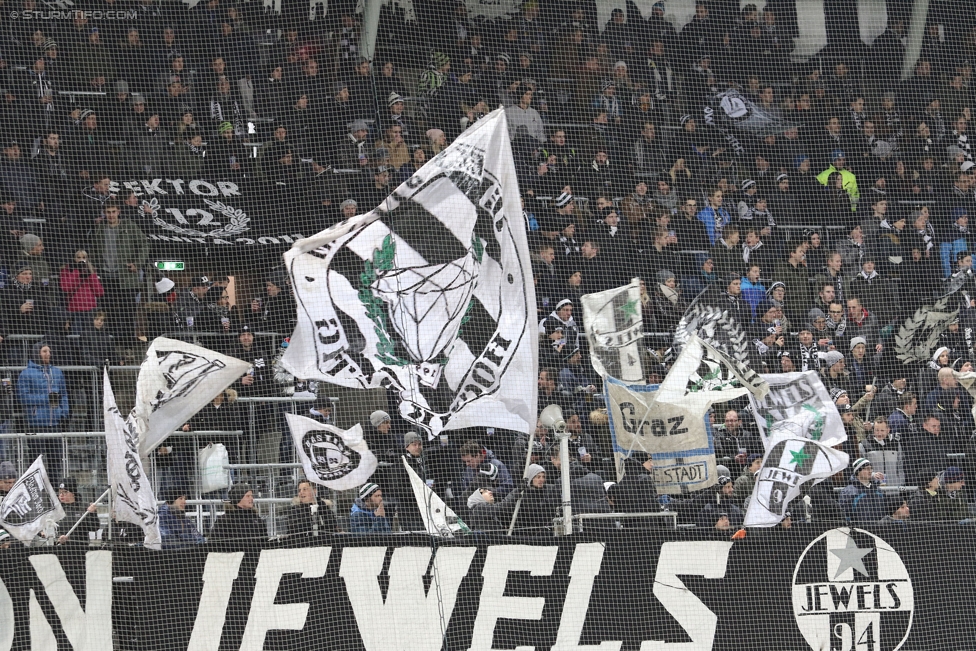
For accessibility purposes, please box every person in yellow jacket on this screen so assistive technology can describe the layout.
[816,149,860,210]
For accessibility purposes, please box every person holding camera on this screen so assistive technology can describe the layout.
[16,342,69,479]
[59,249,104,332]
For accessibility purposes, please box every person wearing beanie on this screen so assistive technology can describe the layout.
[733,453,763,504]
[285,479,338,537]
[158,486,206,548]
[364,410,397,458]
[613,451,658,521]
[350,482,392,533]
[209,483,267,541]
[259,266,296,335]
[820,349,852,396]
[2,263,51,338]
[505,463,558,534]
[838,458,888,523]
[56,478,100,545]
[18,233,51,284]
[385,430,427,532]
[459,439,514,500]
[695,476,744,528]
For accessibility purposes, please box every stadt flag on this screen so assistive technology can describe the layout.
[285,413,378,491]
[580,279,645,383]
[281,108,536,438]
[133,337,251,456]
[748,372,846,451]
[104,369,161,549]
[0,456,64,543]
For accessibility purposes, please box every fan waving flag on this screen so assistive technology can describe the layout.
[581,279,645,383]
[133,337,251,457]
[285,413,378,491]
[605,334,768,494]
[0,456,64,543]
[104,370,161,549]
[281,108,536,438]
[744,436,849,527]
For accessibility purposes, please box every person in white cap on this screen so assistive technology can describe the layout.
[350,483,391,533]
[364,410,395,458]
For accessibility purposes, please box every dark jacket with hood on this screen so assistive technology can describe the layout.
[284,498,339,537]
[208,503,267,541]
[838,475,888,523]
[17,342,68,428]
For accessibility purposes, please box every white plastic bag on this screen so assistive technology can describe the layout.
[198,443,230,493]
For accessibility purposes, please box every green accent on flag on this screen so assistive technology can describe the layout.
[789,448,812,467]
[359,235,409,366]
[617,298,639,318]
[803,403,825,441]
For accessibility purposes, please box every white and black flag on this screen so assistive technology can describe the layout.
[749,372,846,450]
[282,109,537,438]
[0,456,64,543]
[285,413,378,491]
[133,337,251,456]
[104,369,161,549]
[581,279,644,383]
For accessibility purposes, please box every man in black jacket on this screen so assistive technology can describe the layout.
[209,482,267,541]
[57,477,100,545]
[284,480,338,537]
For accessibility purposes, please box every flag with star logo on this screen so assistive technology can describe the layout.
[581,279,645,383]
[748,372,846,451]
[744,435,849,527]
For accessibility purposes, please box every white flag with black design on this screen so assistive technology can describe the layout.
[281,109,537,438]
[744,436,849,527]
[285,413,378,491]
[604,335,767,494]
[403,457,468,537]
[895,296,959,365]
[104,370,161,549]
[0,456,64,543]
[581,279,644,383]
[749,372,846,451]
[133,337,251,456]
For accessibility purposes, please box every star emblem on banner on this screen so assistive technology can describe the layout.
[617,298,639,319]
[830,534,873,579]
[788,448,812,468]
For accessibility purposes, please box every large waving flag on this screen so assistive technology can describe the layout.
[748,372,846,450]
[581,279,645,383]
[0,456,64,543]
[281,109,536,438]
[285,413,378,491]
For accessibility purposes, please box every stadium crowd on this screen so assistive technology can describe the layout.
[1,0,976,542]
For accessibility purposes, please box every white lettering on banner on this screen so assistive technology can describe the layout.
[470,545,559,651]
[122,181,143,196]
[141,179,168,195]
[340,546,477,651]
[189,180,219,196]
[239,548,331,651]
[641,542,733,651]
[216,181,240,197]
[186,552,245,651]
[552,543,621,651]
[28,552,112,651]
[29,589,56,651]
[166,179,186,194]
[0,575,12,651]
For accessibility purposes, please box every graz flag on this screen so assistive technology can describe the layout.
[285,413,378,491]
[748,372,846,450]
[403,457,468,537]
[744,436,849,527]
[604,334,768,494]
[581,279,644,383]
[133,337,251,456]
[104,369,161,549]
[282,108,536,438]
[0,456,64,543]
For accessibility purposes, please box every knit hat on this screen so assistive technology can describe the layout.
[348,119,368,133]
[823,350,844,368]
[953,206,969,220]
[849,336,866,351]
[718,475,733,486]
[58,477,78,494]
[829,387,848,401]
[227,482,252,505]
[852,458,871,474]
[426,128,445,141]
[554,192,574,208]
[679,114,693,126]
[600,79,614,91]
[115,80,129,94]
[807,307,827,322]
[655,269,675,284]
[218,121,233,133]
[359,482,380,499]
[525,463,545,483]
[741,179,756,191]
[0,461,15,480]
[80,109,95,120]
[944,466,965,483]
[340,198,358,210]
[746,453,762,465]
[131,93,146,105]
[160,485,187,503]
[776,173,788,182]
[831,149,845,160]
[431,51,450,68]
[496,53,511,64]
[19,233,40,252]
[370,410,391,427]
[191,275,211,288]
[478,462,499,481]
[794,154,810,168]
[652,1,665,13]
[403,431,423,447]
[387,92,404,107]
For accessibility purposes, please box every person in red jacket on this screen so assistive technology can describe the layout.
[60,249,104,330]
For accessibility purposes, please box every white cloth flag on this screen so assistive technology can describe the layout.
[0,456,64,543]
[281,108,537,438]
[402,457,468,537]
[748,371,846,450]
[285,413,378,491]
[952,371,976,423]
[104,370,161,549]
[604,335,768,494]
[133,337,251,456]
[744,436,849,527]
[581,279,645,383]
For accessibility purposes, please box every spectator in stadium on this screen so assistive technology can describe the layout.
[209,483,267,541]
[918,346,951,398]
[18,343,68,477]
[174,276,212,330]
[694,477,744,528]
[260,268,296,335]
[2,265,52,339]
[503,463,558,534]
[350,482,392,534]
[284,480,338,537]
[838,458,888,523]
[182,388,242,464]
[888,391,919,441]
[90,201,149,339]
[364,410,396,459]
[733,454,762,504]
[859,418,905,487]
[0,462,15,500]
[56,477,100,545]
[158,487,205,548]
[459,439,514,499]
[715,410,762,461]
[875,374,909,419]
[466,482,508,531]
[905,414,949,486]
[59,250,104,327]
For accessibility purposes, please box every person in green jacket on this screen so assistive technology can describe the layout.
[90,201,149,339]
[816,149,860,209]
[733,454,763,504]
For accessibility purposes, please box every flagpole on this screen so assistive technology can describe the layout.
[506,429,535,536]
[59,488,110,541]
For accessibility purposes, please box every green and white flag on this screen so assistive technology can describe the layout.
[403,457,468,536]
[744,436,849,527]
[580,279,644,383]
[748,371,846,451]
